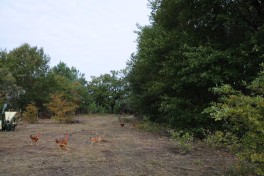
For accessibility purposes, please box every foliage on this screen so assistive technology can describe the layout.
[87,69,129,114]
[1,43,88,115]
[86,101,107,114]
[45,93,78,123]
[127,1,264,173]
[48,63,88,113]
[127,0,264,135]
[204,66,264,175]
[5,44,50,108]
[137,117,167,134]
[23,103,39,123]
[225,161,257,176]
[87,101,97,114]
[205,131,238,149]
[168,129,194,153]
[52,62,87,84]
[0,50,23,106]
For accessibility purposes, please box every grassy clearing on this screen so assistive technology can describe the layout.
[0,115,237,176]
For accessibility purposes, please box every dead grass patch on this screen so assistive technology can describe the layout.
[0,115,237,176]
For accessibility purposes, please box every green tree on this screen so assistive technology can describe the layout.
[87,69,128,114]
[127,0,264,133]
[52,61,87,84]
[49,62,88,112]
[0,50,22,106]
[5,43,50,109]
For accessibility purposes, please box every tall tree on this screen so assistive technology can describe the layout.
[5,43,50,108]
[52,61,87,84]
[127,0,264,132]
[0,50,22,107]
[49,62,88,112]
[87,70,128,114]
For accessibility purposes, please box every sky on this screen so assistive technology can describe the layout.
[0,0,151,80]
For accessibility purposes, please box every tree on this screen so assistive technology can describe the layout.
[127,0,264,133]
[4,43,50,109]
[0,50,22,107]
[45,93,78,123]
[87,69,129,114]
[49,62,88,113]
[23,103,39,123]
[52,61,87,84]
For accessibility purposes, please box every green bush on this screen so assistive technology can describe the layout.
[168,129,194,153]
[87,102,97,114]
[137,117,167,134]
[205,131,238,149]
[87,102,108,114]
[204,66,264,175]
[97,105,107,114]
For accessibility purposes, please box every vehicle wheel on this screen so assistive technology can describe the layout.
[11,126,15,131]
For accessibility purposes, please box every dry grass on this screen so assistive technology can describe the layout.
[0,115,236,176]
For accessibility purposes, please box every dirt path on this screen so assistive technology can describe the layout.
[0,115,236,176]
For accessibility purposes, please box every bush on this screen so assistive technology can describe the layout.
[204,66,264,175]
[23,103,38,123]
[168,129,194,153]
[87,102,97,114]
[45,93,78,123]
[87,102,108,114]
[137,117,167,134]
[205,131,238,149]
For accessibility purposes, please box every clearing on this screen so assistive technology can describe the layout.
[0,115,236,176]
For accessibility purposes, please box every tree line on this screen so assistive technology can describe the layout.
[127,0,264,174]
[0,43,130,120]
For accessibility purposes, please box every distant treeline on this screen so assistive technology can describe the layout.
[0,43,130,116]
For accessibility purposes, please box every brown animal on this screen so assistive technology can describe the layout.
[90,136,102,145]
[55,133,70,151]
[30,133,41,145]
[120,123,125,127]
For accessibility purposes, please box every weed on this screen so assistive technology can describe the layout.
[205,131,238,150]
[168,129,194,153]
[137,118,166,134]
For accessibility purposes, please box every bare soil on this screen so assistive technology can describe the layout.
[0,115,236,176]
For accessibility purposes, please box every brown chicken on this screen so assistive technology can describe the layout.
[90,136,102,145]
[30,133,41,146]
[55,133,70,151]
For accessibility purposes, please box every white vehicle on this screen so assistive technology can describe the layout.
[1,104,20,131]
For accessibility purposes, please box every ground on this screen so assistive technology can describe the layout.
[0,115,236,176]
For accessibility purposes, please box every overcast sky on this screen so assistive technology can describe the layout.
[0,0,151,80]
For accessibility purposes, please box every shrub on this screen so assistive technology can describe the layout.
[168,129,194,153]
[87,102,97,114]
[87,102,108,114]
[23,103,38,123]
[137,117,167,134]
[45,93,78,123]
[205,131,238,149]
[204,65,264,175]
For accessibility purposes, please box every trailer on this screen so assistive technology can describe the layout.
[0,103,20,131]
